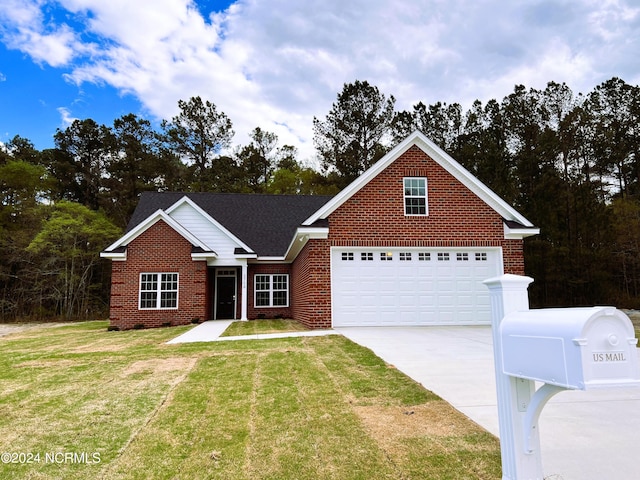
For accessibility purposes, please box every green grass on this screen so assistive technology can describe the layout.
[0,322,501,479]
[220,318,309,337]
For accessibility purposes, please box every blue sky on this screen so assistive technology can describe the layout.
[1,0,639,162]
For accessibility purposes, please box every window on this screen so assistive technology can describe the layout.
[418,252,431,261]
[361,252,373,261]
[341,252,354,261]
[404,177,428,215]
[380,252,393,261]
[139,273,178,309]
[475,252,488,261]
[255,274,289,307]
[399,252,412,261]
[437,252,450,261]
[456,253,469,261]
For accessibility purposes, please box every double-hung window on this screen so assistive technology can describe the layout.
[404,177,428,215]
[255,274,289,307]
[139,273,178,309]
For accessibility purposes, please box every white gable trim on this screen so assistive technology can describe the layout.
[284,226,330,262]
[165,196,255,254]
[303,130,535,228]
[102,209,211,253]
[504,222,540,239]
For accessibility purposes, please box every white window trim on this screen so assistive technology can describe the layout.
[254,274,289,308]
[403,177,428,216]
[139,272,179,310]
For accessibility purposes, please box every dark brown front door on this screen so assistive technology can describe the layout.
[215,276,236,319]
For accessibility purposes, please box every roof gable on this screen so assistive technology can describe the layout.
[303,130,535,228]
[113,192,333,258]
[166,196,254,256]
[103,209,211,253]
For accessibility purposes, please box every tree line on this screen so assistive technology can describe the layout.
[1,77,639,320]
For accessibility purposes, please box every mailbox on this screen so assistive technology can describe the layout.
[501,306,640,390]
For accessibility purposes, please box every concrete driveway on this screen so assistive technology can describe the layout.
[338,326,640,480]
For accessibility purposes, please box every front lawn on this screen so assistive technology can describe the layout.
[220,318,309,337]
[0,322,501,479]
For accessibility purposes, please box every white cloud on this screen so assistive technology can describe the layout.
[0,0,88,66]
[0,72,5,81]
[57,106,78,127]
[2,0,640,160]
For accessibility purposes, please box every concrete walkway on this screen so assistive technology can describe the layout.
[338,326,640,480]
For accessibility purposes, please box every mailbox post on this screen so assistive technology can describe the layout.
[484,274,640,480]
[484,274,541,480]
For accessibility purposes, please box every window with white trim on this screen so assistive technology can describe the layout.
[418,252,431,261]
[475,252,488,261]
[380,252,393,261]
[341,252,354,261]
[399,252,412,261]
[139,273,178,309]
[404,177,428,215]
[456,253,469,261]
[361,252,373,261]
[255,274,289,307]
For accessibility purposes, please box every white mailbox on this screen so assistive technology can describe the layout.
[501,306,640,390]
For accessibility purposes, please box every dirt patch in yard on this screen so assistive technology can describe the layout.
[353,402,475,441]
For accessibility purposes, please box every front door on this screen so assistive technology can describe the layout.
[215,274,236,319]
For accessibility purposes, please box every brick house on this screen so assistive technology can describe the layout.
[101,131,538,330]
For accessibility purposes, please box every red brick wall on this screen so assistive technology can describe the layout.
[291,239,332,329]
[329,145,506,246]
[247,264,293,319]
[108,220,207,330]
[502,239,525,275]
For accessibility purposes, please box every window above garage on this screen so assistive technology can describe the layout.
[403,177,428,216]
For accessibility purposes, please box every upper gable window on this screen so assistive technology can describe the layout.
[404,178,428,216]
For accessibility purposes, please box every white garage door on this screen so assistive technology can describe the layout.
[331,247,502,327]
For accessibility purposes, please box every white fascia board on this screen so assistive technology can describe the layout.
[100,251,126,260]
[284,226,329,262]
[249,226,329,264]
[166,195,255,254]
[191,252,218,261]
[504,223,541,240]
[234,252,258,259]
[249,256,287,264]
[303,130,535,228]
[103,209,210,252]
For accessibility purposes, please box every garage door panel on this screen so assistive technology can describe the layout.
[458,294,474,306]
[399,295,417,306]
[419,295,436,306]
[438,294,455,306]
[438,280,455,292]
[332,248,501,327]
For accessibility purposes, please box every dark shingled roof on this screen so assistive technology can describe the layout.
[127,192,333,257]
